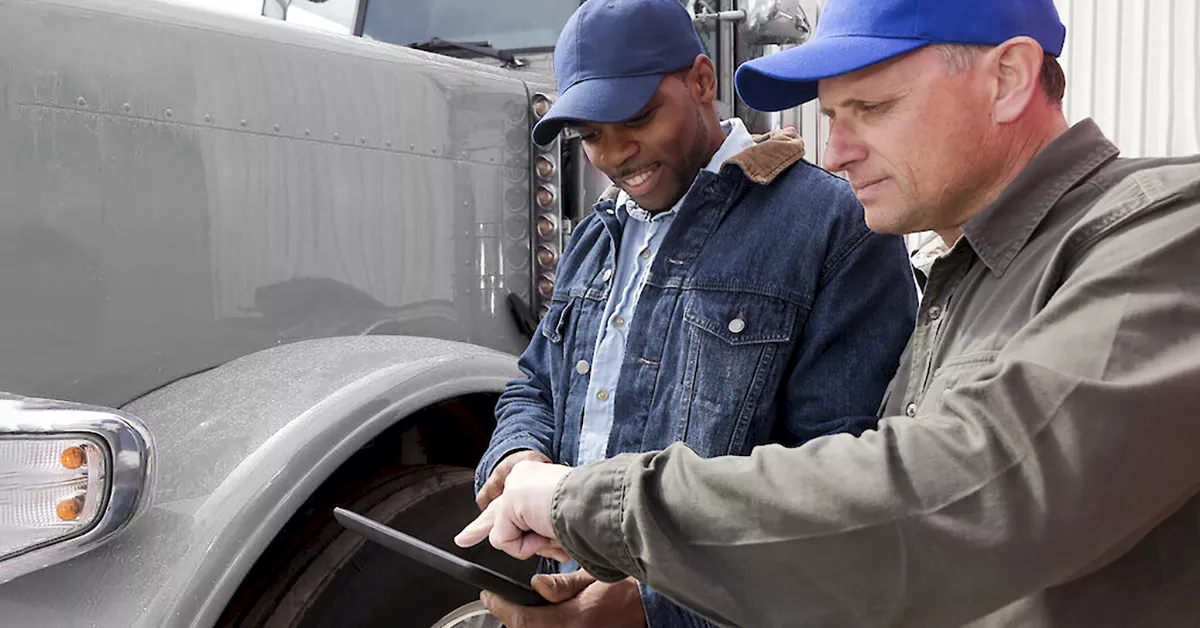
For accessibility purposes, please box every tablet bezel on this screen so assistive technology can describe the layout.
[332,506,550,607]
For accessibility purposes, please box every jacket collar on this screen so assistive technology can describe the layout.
[723,126,808,185]
[963,118,1119,276]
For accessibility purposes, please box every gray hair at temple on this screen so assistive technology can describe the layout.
[932,43,1067,105]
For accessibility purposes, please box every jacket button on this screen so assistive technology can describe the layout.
[728,318,746,334]
[905,402,917,417]
[576,360,590,375]
[602,269,613,282]
[928,306,943,321]
[596,389,610,401]
[612,316,625,328]
[639,248,652,260]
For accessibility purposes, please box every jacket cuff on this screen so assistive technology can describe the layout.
[473,434,548,494]
[550,453,644,582]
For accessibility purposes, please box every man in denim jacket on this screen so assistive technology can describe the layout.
[473,0,916,625]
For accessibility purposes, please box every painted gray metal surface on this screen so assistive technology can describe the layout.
[0,336,519,627]
[0,0,542,409]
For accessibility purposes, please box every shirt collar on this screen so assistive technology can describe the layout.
[962,118,1120,276]
[618,118,756,223]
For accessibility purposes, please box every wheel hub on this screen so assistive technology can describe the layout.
[430,601,503,628]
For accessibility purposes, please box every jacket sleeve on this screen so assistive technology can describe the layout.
[777,216,917,444]
[550,180,1200,627]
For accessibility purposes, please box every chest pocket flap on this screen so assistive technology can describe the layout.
[684,291,799,345]
[539,297,575,344]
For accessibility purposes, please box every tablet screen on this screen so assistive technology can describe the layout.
[334,507,550,607]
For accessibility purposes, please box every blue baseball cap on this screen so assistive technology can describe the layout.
[734,0,1066,112]
[531,0,706,145]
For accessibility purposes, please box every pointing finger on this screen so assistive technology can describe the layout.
[454,502,496,548]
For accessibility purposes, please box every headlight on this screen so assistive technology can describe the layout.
[0,435,109,554]
[0,397,153,584]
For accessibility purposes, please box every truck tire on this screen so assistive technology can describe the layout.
[217,464,533,628]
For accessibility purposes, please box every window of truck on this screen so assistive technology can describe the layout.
[359,0,579,51]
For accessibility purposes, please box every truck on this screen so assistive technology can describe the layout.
[0,0,816,625]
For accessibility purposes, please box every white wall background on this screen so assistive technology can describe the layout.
[788,0,1200,166]
[1057,0,1199,158]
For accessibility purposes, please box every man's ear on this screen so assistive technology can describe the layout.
[688,54,718,105]
[987,37,1045,123]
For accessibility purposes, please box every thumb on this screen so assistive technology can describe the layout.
[481,591,530,628]
[531,570,597,603]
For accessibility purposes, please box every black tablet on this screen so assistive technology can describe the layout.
[333,507,550,607]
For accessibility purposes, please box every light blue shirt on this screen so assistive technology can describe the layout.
[575,118,756,465]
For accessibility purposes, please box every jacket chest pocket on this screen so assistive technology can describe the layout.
[539,296,583,405]
[678,290,800,456]
[539,297,576,345]
[914,352,999,413]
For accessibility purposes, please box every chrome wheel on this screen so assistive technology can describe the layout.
[431,601,502,628]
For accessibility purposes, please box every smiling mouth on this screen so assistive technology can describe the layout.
[620,165,661,193]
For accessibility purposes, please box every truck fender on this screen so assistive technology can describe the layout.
[0,336,518,628]
[150,336,518,627]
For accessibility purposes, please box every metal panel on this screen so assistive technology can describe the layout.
[0,0,536,408]
[1058,0,1200,158]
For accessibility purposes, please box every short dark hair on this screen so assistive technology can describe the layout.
[1038,54,1066,104]
[932,44,1066,106]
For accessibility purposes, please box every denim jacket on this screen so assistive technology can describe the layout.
[476,129,918,627]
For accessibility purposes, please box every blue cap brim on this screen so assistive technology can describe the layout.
[735,36,930,112]
[531,73,665,145]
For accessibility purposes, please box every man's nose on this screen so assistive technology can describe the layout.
[822,120,866,175]
[596,129,639,173]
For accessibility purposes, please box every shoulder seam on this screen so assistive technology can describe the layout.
[1068,170,1200,260]
[818,224,873,290]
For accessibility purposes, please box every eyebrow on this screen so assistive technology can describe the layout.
[819,96,862,118]
[820,94,902,118]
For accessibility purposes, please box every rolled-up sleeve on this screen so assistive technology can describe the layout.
[551,176,1200,627]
